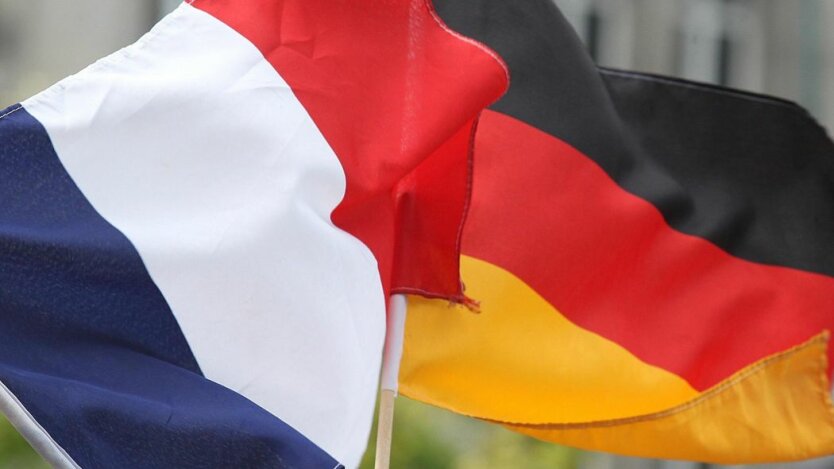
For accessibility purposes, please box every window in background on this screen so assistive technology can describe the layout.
[677,0,766,89]
[555,0,833,133]
[558,0,637,69]
[799,0,823,118]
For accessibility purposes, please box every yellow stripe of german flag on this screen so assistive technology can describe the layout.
[400,256,834,463]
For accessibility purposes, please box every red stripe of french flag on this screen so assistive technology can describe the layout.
[193,0,509,300]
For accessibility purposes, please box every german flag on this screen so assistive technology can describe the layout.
[399,0,834,463]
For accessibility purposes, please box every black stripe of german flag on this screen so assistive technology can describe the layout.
[437,0,834,278]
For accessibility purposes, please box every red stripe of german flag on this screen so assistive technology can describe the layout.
[466,110,834,392]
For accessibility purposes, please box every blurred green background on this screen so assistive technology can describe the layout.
[357,397,578,469]
[0,416,48,469]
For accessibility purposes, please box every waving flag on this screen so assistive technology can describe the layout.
[399,0,834,463]
[0,1,507,467]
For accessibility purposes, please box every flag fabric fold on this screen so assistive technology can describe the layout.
[0,1,507,467]
[399,0,834,463]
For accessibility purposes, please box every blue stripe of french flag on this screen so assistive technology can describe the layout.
[2,4,378,467]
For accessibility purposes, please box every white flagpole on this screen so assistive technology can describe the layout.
[374,294,407,469]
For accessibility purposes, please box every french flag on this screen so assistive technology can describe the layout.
[0,1,507,467]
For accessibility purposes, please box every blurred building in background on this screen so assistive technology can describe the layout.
[1,0,833,132]
[559,0,834,132]
[0,1,161,104]
[0,1,833,468]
